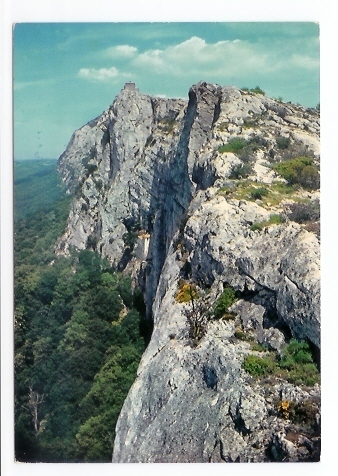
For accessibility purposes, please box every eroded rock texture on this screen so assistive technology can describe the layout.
[56,82,320,462]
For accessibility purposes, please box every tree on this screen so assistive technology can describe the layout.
[76,344,144,461]
[182,285,210,343]
[25,386,45,434]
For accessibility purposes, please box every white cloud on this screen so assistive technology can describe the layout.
[77,35,319,94]
[105,44,138,58]
[78,66,130,82]
[132,36,272,77]
[290,54,319,70]
[131,35,321,81]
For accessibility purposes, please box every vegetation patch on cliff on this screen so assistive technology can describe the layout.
[218,137,248,154]
[158,118,177,134]
[218,179,314,211]
[243,340,320,386]
[214,285,237,319]
[175,280,199,303]
[250,213,285,231]
[273,157,319,190]
[284,199,320,224]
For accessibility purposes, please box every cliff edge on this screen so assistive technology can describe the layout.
[57,82,320,462]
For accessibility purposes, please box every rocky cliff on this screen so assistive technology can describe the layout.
[56,82,320,462]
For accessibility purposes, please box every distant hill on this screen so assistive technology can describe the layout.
[14,159,66,220]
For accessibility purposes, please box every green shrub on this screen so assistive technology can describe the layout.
[287,200,320,224]
[281,340,314,364]
[243,354,277,377]
[284,363,319,386]
[278,340,320,386]
[250,187,269,200]
[86,234,98,251]
[276,136,290,150]
[242,120,259,129]
[214,286,237,318]
[269,214,285,225]
[250,342,269,352]
[180,285,209,343]
[276,398,319,434]
[250,86,265,95]
[237,136,268,164]
[299,165,320,190]
[84,164,97,176]
[243,339,320,386]
[250,222,264,232]
[229,163,253,179]
[158,118,176,133]
[250,214,285,231]
[234,329,254,341]
[288,399,319,427]
[241,86,265,96]
[217,185,233,195]
[273,157,319,190]
[219,136,267,166]
[219,180,301,208]
[247,135,269,150]
[218,138,248,154]
[122,230,138,250]
[270,182,296,195]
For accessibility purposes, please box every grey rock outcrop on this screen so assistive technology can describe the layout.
[183,192,320,347]
[112,194,320,462]
[56,82,320,463]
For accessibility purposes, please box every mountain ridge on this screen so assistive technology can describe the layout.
[56,81,320,462]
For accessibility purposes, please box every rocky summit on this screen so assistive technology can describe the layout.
[56,81,320,462]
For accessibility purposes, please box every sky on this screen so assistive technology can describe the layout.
[13,22,320,161]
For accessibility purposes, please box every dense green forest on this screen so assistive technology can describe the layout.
[14,161,150,462]
[14,159,65,220]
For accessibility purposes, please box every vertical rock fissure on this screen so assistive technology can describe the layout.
[143,91,198,316]
[212,93,222,126]
[108,124,119,182]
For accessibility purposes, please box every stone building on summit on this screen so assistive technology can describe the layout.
[123,82,138,91]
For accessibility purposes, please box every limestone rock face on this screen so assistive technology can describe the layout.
[184,193,320,348]
[56,82,320,463]
[112,194,320,463]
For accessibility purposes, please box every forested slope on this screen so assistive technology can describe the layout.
[14,159,65,220]
[14,162,149,462]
